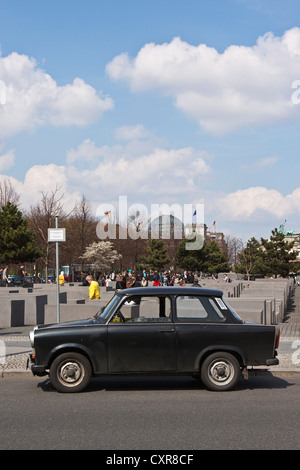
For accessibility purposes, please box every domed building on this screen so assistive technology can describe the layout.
[148,214,185,240]
[148,214,185,270]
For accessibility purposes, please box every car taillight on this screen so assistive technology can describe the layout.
[275,329,280,349]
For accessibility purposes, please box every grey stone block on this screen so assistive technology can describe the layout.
[0,299,25,328]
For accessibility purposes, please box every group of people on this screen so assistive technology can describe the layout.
[0,264,27,286]
[83,269,206,300]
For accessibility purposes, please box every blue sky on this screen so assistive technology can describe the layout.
[0,0,300,243]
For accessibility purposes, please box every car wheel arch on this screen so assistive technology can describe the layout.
[196,345,246,371]
[45,344,95,373]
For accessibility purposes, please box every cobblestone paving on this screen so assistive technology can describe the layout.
[0,335,31,374]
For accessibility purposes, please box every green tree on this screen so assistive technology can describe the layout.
[175,237,203,271]
[140,239,170,271]
[176,239,229,274]
[236,237,265,280]
[261,228,299,277]
[0,202,40,264]
[236,228,300,279]
[203,241,230,273]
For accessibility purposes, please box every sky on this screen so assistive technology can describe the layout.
[0,0,300,244]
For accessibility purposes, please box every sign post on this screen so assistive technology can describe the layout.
[48,219,66,323]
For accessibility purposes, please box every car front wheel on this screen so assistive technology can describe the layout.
[200,352,240,391]
[49,352,92,393]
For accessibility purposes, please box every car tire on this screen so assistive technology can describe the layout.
[200,352,240,391]
[50,352,92,393]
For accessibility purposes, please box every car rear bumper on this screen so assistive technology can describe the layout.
[266,358,279,366]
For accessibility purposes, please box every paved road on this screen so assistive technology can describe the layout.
[0,374,299,450]
[0,285,299,451]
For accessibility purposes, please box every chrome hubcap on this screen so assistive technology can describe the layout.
[59,361,84,385]
[209,360,233,385]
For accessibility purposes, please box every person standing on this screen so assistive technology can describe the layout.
[3,265,9,285]
[86,275,100,300]
[18,264,25,285]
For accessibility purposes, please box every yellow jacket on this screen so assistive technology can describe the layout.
[89,281,100,299]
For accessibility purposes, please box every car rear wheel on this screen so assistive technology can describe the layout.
[200,352,240,391]
[50,352,92,393]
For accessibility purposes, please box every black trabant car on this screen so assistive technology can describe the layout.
[28,287,280,392]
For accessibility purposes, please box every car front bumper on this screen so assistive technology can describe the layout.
[27,354,48,377]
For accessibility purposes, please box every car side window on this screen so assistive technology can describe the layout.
[176,296,225,322]
[110,296,172,323]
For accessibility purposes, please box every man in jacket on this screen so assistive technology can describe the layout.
[86,275,100,300]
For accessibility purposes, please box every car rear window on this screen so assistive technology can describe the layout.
[176,295,225,322]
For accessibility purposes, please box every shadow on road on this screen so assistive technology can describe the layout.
[36,373,294,393]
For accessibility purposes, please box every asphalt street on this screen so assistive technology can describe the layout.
[0,374,299,450]
[0,283,299,451]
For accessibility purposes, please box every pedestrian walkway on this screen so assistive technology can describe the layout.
[279,284,300,339]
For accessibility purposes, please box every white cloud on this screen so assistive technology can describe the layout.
[0,52,113,138]
[215,186,300,220]
[114,124,150,141]
[3,154,300,242]
[0,136,212,212]
[106,28,300,134]
[0,149,15,171]
[1,163,80,211]
[241,156,279,172]
[67,139,106,164]
[256,156,279,170]
[66,140,212,200]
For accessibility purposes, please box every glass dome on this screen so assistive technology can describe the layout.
[148,214,184,239]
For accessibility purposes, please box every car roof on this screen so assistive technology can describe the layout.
[116,286,224,297]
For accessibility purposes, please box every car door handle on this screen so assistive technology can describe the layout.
[159,329,175,333]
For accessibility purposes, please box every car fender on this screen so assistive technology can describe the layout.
[194,344,247,370]
[44,343,98,372]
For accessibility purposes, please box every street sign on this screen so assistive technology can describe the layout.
[48,228,66,242]
[48,221,66,323]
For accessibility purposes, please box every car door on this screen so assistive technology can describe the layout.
[175,294,228,372]
[107,296,177,373]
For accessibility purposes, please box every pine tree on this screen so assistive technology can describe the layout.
[140,239,170,271]
[176,239,229,274]
[261,228,299,277]
[0,202,40,264]
[236,228,300,278]
[203,241,230,274]
[175,238,204,271]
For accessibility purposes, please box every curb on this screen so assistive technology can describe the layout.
[1,369,32,377]
[249,368,300,376]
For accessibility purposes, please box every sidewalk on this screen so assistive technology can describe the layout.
[0,288,300,376]
[0,325,32,375]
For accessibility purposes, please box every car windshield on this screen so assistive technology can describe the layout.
[94,294,122,322]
